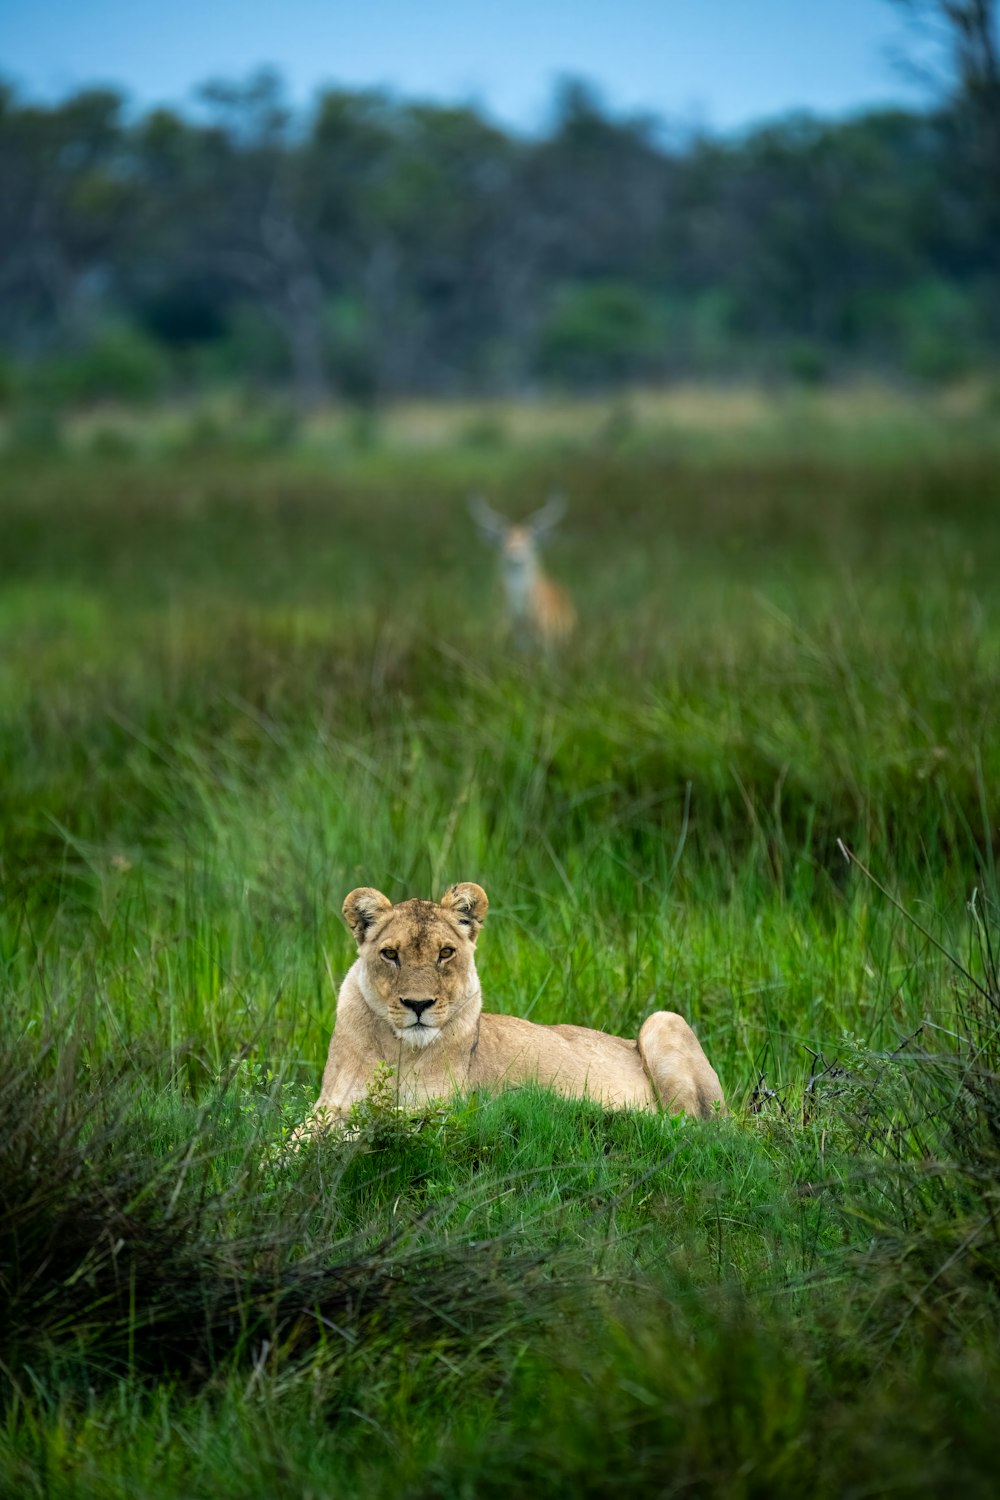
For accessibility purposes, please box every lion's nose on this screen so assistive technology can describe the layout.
[400,998,436,1018]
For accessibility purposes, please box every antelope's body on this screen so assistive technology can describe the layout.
[469,494,576,648]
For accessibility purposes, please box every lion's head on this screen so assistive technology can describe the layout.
[342,882,488,1047]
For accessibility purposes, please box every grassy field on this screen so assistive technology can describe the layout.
[3,386,1000,1496]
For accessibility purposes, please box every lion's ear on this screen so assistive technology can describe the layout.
[440,882,489,938]
[342,888,393,943]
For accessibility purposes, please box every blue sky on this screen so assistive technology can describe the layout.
[4,0,932,133]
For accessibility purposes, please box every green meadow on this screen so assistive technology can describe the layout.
[3,386,1000,1496]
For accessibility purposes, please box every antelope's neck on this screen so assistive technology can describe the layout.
[503,551,537,616]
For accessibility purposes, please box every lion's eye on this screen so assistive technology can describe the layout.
[380,947,399,963]
[438,946,455,961]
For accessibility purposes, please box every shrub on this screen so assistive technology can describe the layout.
[23,326,169,407]
[538,282,665,387]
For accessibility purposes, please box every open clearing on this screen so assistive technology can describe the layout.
[3,388,1000,1496]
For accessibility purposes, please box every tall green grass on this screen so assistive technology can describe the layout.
[3,401,1000,1494]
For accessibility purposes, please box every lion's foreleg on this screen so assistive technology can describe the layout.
[637,1010,725,1118]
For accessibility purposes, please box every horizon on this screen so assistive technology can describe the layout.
[4,0,936,137]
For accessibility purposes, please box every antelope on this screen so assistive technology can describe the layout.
[468,493,576,648]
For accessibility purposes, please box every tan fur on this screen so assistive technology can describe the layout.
[307,883,724,1129]
[519,548,576,643]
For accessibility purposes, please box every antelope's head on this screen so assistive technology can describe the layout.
[468,493,566,565]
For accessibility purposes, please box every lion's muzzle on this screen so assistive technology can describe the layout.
[400,998,436,1018]
[395,996,442,1046]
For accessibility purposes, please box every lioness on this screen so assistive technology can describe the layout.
[308,882,725,1125]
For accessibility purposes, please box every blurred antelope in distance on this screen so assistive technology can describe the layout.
[469,492,576,648]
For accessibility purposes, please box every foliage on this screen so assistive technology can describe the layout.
[19,325,170,406]
[0,72,998,402]
[538,283,665,386]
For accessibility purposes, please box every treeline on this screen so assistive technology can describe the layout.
[2,70,999,406]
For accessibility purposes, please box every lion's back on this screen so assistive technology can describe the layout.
[471,1011,655,1108]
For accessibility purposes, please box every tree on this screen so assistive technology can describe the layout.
[891,2,1000,267]
[0,85,133,351]
[0,68,996,395]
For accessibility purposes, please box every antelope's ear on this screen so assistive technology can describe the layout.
[528,491,567,541]
[468,494,507,545]
[440,882,489,939]
[342,888,393,944]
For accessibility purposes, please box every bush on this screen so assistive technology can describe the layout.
[785,340,830,386]
[538,281,665,387]
[23,326,169,407]
[0,351,16,408]
[4,404,64,455]
[459,413,508,450]
[895,279,981,383]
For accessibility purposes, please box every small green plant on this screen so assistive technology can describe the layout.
[227,1055,313,1152]
[336,1062,450,1147]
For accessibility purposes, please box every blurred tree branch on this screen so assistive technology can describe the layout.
[890,1,1000,236]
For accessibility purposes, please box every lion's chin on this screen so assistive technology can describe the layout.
[392,1023,440,1048]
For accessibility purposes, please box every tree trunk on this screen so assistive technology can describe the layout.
[283,271,328,411]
